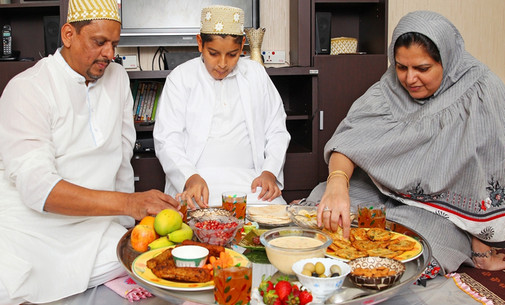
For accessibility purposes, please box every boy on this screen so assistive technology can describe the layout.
[153,5,290,208]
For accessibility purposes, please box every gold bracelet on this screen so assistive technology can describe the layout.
[327,170,350,188]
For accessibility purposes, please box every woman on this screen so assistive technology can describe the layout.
[311,10,505,273]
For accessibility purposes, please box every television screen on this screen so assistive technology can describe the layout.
[118,0,259,47]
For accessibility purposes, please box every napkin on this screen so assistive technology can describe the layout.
[104,275,153,302]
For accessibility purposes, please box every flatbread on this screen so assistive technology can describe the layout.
[247,204,291,225]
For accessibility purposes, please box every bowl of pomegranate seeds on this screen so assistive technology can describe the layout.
[188,208,243,246]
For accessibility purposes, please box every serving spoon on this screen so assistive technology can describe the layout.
[325,287,373,304]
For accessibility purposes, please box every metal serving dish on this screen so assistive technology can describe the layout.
[117,220,432,305]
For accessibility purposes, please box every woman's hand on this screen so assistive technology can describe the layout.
[317,177,352,238]
[251,171,281,201]
[180,174,209,209]
[471,237,505,271]
[316,152,355,238]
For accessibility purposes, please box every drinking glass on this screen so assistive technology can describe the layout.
[221,192,247,220]
[213,265,252,305]
[357,203,386,229]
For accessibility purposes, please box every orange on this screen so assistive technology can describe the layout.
[139,215,156,230]
[130,224,157,252]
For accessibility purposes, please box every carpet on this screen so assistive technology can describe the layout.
[449,251,505,305]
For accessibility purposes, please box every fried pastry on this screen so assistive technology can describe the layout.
[352,240,385,251]
[366,248,402,258]
[366,228,393,241]
[388,239,416,251]
[350,228,369,241]
[335,248,368,260]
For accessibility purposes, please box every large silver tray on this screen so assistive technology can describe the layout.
[117,221,432,305]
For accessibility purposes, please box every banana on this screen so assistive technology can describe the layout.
[168,223,193,243]
[148,236,174,250]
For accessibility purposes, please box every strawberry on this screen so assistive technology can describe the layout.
[291,284,300,297]
[258,275,273,296]
[263,289,278,305]
[299,290,313,305]
[274,280,292,301]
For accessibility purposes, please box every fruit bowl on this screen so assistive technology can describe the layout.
[292,257,351,302]
[347,256,405,290]
[188,208,243,246]
[260,227,332,275]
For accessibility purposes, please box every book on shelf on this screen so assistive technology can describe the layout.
[131,80,163,123]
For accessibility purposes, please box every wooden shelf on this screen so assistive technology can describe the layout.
[0,2,59,8]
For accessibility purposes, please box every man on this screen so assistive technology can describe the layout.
[0,0,178,304]
[153,5,291,208]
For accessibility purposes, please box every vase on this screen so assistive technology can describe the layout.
[245,27,266,66]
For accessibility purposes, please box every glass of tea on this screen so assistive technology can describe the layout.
[357,203,386,229]
[179,199,188,223]
[213,265,252,305]
[221,192,247,220]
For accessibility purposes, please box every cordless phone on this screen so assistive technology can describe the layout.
[2,25,12,57]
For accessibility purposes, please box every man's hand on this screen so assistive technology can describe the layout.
[251,171,281,202]
[126,189,179,220]
[180,174,209,209]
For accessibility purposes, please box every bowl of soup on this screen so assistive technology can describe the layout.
[260,227,333,275]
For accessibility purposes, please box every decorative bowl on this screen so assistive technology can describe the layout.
[347,256,405,290]
[171,245,209,268]
[287,205,319,229]
[292,257,351,302]
[260,227,332,275]
[188,208,243,246]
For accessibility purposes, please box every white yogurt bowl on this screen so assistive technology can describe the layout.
[171,245,209,268]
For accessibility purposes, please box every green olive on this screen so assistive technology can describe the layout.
[330,264,342,275]
[319,273,328,278]
[315,262,325,275]
[301,269,312,277]
[303,262,316,273]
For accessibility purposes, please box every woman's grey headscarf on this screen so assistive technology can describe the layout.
[325,10,505,242]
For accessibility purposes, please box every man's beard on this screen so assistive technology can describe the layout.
[87,59,111,81]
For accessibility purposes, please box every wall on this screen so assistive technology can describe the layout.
[117,0,505,82]
[388,0,505,82]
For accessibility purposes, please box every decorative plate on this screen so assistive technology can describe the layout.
[325,231,423,263]
[132,246,249,291]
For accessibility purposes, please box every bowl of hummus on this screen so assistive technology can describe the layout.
[259,227,332,275]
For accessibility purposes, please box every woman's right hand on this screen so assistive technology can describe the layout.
[317,177,352,239]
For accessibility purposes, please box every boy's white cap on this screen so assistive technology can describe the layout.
[67,0,121,23]
[200,5,244,35]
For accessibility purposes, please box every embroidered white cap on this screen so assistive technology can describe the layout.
[200,5,244,35]
[67,0,121,23]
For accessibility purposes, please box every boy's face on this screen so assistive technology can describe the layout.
[197,34,245,80]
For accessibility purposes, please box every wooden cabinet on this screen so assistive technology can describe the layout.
[309,0,389,181]
[0,0,63,93]
[128,67,319,203]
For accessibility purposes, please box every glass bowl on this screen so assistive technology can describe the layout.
[287,205,319,229]
[188,208,243,246]
[260,227,332,275]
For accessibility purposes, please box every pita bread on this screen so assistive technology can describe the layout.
[247,205,291,225]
